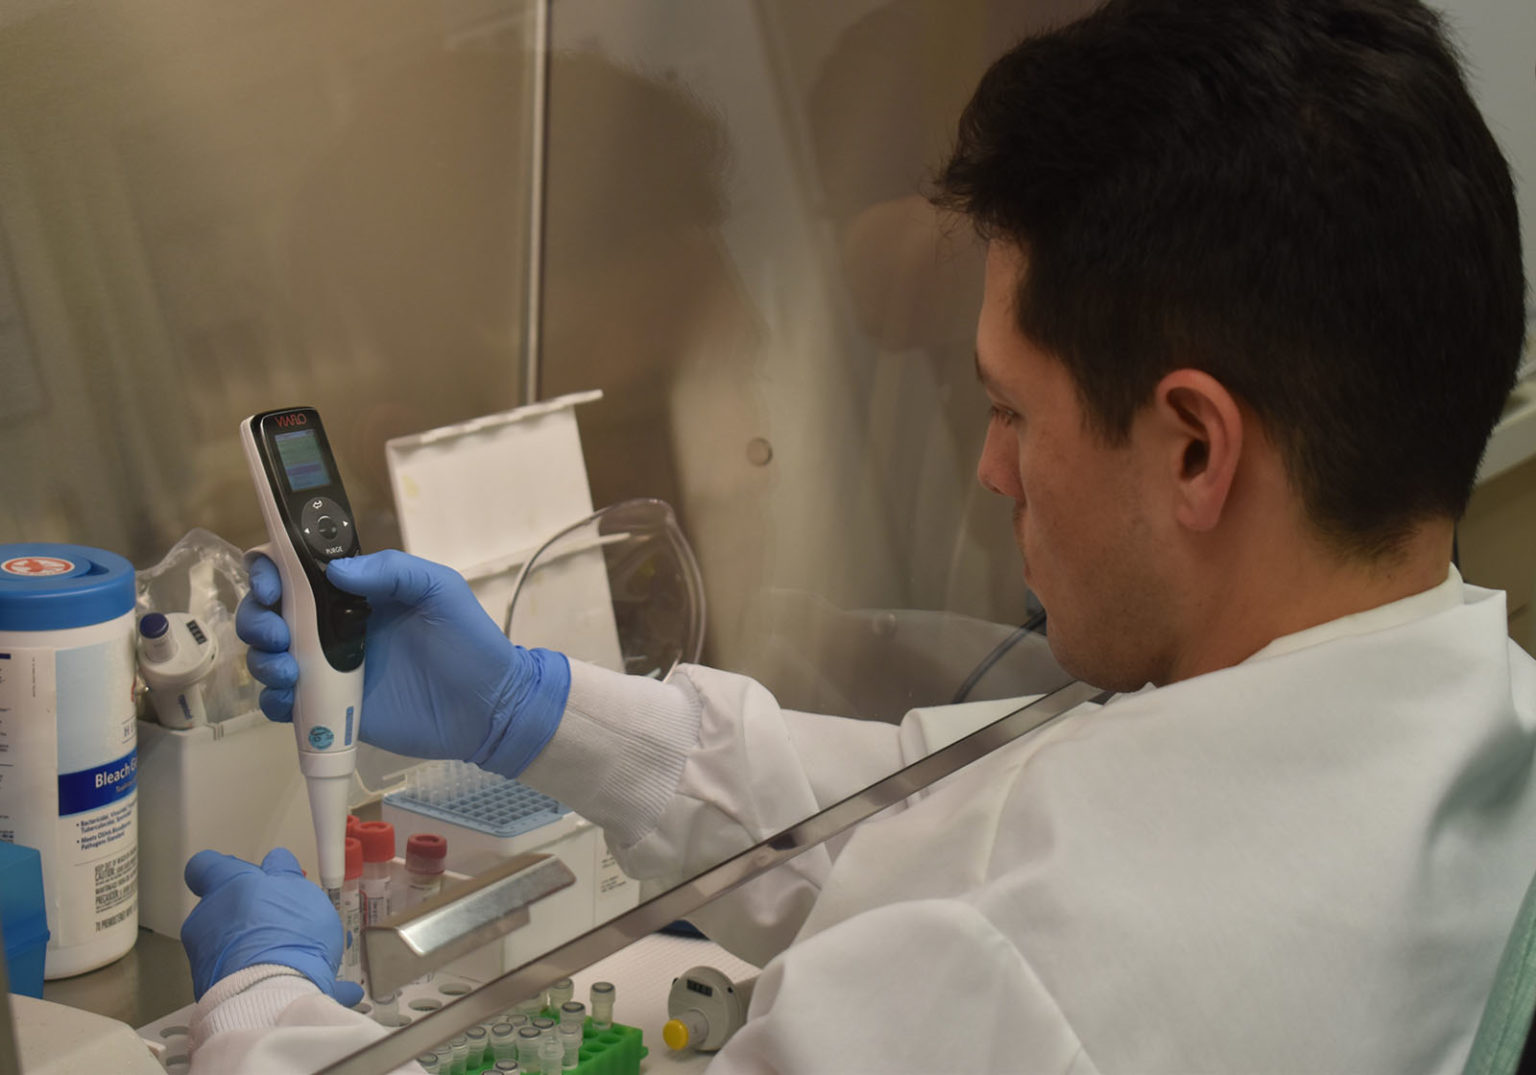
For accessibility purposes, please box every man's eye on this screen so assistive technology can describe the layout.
[988,404,1019,427]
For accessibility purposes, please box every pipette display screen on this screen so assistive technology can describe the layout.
[274,429,332,491]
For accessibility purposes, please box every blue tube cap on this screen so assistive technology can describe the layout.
[0,543,136,632]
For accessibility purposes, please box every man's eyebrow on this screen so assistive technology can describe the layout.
[974,350,1002,394]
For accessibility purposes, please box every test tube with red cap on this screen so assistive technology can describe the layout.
[340,836,363,983]
[404,832,448,910]
[356,820,395,927]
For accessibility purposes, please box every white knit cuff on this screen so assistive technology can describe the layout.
[519,660,702,849]
[191,965,318,1047]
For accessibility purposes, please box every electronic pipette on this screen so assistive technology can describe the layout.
[241,407,369,907]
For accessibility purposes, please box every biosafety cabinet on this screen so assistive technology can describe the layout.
[0,1,1531,1072]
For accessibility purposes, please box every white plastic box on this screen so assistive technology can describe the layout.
[135,712,318,938]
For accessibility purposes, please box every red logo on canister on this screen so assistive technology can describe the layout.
[2,556,75,577]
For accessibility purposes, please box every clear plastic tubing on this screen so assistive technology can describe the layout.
[548,978,574,1012]
[464,1026,489,1068]
[404,832,448,910]
[558,1023,582,1070]
[491,1023,517,1061]
[356,820,395,927]
[516,1026,543,1068]
[339,836,363,984]
[539,1035,564,1075]
[589,982,615,1029]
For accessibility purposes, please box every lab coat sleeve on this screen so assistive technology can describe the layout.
[518,661,1020,965]
[187,965,425,1074]
[705,899,1100,1075]
[519,661,906,963]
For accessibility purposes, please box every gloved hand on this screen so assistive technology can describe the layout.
[181,847,364,1006]
[236,549,569,778]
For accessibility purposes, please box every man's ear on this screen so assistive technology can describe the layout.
[1150,369,1244,532]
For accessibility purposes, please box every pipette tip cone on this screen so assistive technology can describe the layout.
[306,773,352,896]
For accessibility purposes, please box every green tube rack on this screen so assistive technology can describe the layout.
[463,1015,646,1074]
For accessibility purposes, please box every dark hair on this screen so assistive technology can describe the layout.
[935,0,1526,556]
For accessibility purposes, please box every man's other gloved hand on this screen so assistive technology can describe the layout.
[182,848,364,1006]
[235,549,569,778]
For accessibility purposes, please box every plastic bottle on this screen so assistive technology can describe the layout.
[491,1022,517,1061]
[538,1035,564,1075]
[558,1023,582,1069]
[339,836,363,984]
[404,832,448,909]
[356,820,395,926]
[136,612,219,728]
[464,1025,489,1068]
[589,982,615,1029]
[548,978,574,1011]
[516,1026,543,1068]
[0,543,138,978]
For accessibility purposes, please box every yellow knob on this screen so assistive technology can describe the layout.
[663,1018,691,1050]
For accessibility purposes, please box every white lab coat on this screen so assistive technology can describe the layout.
[192,569,1536,1073]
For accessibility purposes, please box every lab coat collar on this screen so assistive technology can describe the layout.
[1245,564,1464,664]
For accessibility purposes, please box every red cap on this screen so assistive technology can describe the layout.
[344,837,364,880]
[346,814,364,840]
[405,833,448,875]
[357,820,395,863]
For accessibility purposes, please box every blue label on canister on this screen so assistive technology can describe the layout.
[57,750,137,816]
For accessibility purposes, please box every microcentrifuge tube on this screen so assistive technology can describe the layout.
[532,1016,556,1040]
[515,997,543,1019]
[559,1000,585,1030]
[516,1026,543,1068]
[356,820,395,926]
[449,1034,469,1075]
[494,1062,520,1073]
[340,838,363,985]
[548,978,574,1011]
[539,1034,564,1075]
[589,981,615,1029]
[491,1022,516,1061]
[558,1023,582,1070]
[414,1053,441,1075]
[506,1013,530,1032]
[464,1026,489,1067]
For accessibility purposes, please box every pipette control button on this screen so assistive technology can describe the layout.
[300,496,357,558]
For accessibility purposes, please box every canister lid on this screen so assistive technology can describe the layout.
[0,543,136,631]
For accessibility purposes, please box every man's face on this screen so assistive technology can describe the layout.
[975,242,1173,690]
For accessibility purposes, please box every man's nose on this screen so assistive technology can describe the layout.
[977,426,1019,498]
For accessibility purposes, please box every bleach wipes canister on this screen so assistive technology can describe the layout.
[0,543,138,978]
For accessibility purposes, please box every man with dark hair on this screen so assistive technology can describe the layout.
[194,1,1533,1070]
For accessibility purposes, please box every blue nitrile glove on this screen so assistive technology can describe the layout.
[236,549,569,778]
[181,847,364,1006]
